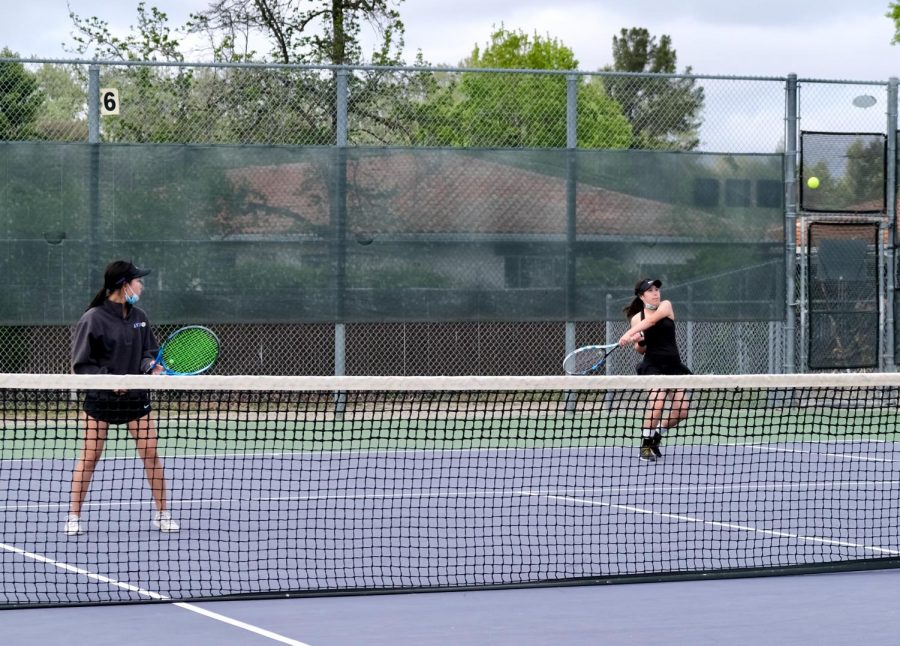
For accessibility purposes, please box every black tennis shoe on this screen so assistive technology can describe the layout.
[639,438,656,461]
[650,431,663,458]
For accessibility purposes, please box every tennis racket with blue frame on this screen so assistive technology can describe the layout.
[152,325,221,375]
[563,343,619,375]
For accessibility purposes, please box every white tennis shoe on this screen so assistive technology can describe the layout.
[63,514,84,536]
[152,510,180,533]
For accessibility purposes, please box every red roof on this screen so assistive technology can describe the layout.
[223,153,777,241]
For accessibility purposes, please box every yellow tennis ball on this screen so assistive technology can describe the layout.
[807,176,820,189]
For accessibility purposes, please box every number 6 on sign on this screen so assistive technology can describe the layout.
[100,88,120,115]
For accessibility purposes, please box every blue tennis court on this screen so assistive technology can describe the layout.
[2,374,900,646]
[3,436,899,606]
[4,567,900,645]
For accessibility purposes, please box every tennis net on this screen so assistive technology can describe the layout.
[1,373,899,608]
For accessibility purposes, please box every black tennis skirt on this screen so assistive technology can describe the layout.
[636,359,693,376]
[83,390,152,425]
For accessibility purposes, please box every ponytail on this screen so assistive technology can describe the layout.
[623,297,644,320]
[87,287,108,310]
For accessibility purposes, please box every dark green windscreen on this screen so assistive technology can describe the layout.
[0,143,784,324]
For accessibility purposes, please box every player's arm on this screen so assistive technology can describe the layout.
[621,312,645,347]
[633,331,646,354]
[620,301,674,345]
[71,316,107,375]
[627,313,647,353]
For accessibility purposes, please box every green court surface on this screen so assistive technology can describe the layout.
[2,404,898,460]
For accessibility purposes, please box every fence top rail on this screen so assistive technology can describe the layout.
[4,57,884,84]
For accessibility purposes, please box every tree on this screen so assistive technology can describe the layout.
[604,28,704,150]
[416,27,632,149]
[844,138,885,206]
[181,1,433,146]
[65,1,430,145]
[67,3,185,62]
[186,0,406,65]
[67,1,405,66]
[33,64,88,141]
[889,2,900,43]
[0,49,45,140]
[803,138,885,211]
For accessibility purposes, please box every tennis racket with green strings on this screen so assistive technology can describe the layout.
[562,343,620,375]
[153,326,221,375]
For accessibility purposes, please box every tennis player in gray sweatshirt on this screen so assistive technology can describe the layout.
[65,260,179,536]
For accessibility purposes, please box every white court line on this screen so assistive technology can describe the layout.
[3,437,896,465]
[0,540,311,646]
[730,439,893,448]
[4,478,899,512]
[528,492,900,557]
[0,443,630,465]
[740,444,897,462]
[171,603,311,646]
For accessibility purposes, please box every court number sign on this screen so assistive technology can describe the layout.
[100,88,120,115]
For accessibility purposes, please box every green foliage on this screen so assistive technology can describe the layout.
[64,6,323,143]
[346,56,452,145]
[32,65,87,141]
[466,28,578,70]
[803,138,885,211]
[184,0,407,65]
[845,138,885,204]
[67,2,184,62]
[889,2,900,44]
[65,4,217,143]
[414,27,631,149]
[0,50,45,140]
[604,28,704,150]
[576,79,633,149]
[803,160,838,206]
[62,2,428,146]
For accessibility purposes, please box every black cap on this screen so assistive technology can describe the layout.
[103,260,151,290]
[634,278,662,295]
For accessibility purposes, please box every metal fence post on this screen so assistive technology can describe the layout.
[564,73,578,413]
[884,78,898,371]
[87,64,101,280]
[565,74,578,368]
[784,74,799,373]
[686,285,694,370]
[334,68,349,410]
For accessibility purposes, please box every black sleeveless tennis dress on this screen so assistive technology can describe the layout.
[636,311,692,376]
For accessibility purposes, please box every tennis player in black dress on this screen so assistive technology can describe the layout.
[619,279,692,461]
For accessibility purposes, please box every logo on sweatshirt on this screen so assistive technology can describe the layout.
[133,321,146,329]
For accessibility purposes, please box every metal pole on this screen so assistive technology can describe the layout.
[564,74,578,413]
[605,293,613,375]
[334,68,349,375]
[333,68,349,411]
[87,65,100,281]
[686,285,694,370]
[884,78,898,371]
[564,74,578,366]
[784,74,799,373]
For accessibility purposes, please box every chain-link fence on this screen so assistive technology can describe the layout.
[0,59,896,375]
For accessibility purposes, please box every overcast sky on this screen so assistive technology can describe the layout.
[2,0,899,80]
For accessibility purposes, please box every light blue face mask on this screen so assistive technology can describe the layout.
[125,286,140,305]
